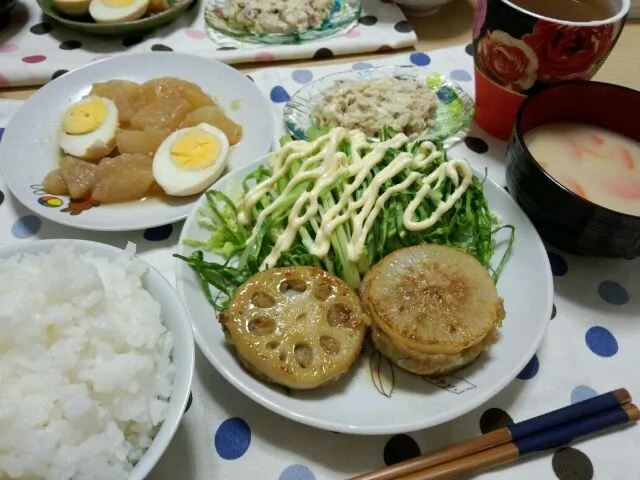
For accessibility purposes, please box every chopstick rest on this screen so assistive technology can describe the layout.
[351,388,632,480]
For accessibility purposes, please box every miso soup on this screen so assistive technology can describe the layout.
[523,122,640,216]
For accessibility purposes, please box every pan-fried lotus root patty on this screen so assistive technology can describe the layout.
[219,266,369,390]
[360,244,505,376]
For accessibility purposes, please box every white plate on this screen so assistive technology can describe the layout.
[175,157,554,435]
[0,53,274,232]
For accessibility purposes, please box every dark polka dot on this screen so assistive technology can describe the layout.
[517,354,539,380]
[59,40,82,50]
[551,303,557,319]
[50,70,68,81]
[383,434,421,466]
[409,52,431,67]
[184,392,193,413]
[465,43,473,56]
[214,418,251,460]
[376,45,394,53]
[151,43,173,51]
[358,15,378,26]
[394,21,413,33]
[270,86,290,103]
[552,447,593,480]
[464,136,489,154]
[479,408,513,434]
[246,75,254,82]
[503,185,510,194]
[122,36,144,47]
[217,46,237,51]
[313,48,334,60]
[585,326,618,357]
[548,252,568,276]
[0,190,4,207]
[597,280,630,305]
[143,224,173,241]
[22,55,46,64]
[30,22,52,35]
[0,127,4,142]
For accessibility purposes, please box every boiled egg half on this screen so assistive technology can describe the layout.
[58,95,119,162]
[89,0,149,23]
[153,123,230,197]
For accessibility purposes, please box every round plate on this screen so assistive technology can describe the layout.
[36,0,195,36]
[175,156,554,435]
[284,66,474,147]
[204,0,360,45]
[0,53,274,232]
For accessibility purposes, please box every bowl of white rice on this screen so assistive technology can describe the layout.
[0,239,195,480]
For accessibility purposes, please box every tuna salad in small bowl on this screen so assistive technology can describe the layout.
[204,0,361,45]
[283,65,474,147]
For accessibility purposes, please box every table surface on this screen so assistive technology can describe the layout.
[1,0,639,100]
[1,4,639,479]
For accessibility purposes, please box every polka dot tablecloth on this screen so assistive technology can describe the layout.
[1,45,640,480]
[0,0,417,87]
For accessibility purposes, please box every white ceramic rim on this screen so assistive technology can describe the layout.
[175,156,555,435]
[501,0,630,26]
[0,239,196,478]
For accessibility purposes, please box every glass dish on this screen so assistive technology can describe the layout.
[204,0,361,45]
[283,65,475,148]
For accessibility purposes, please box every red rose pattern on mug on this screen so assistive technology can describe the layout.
[473,0,625,96]
[471,0,626,140]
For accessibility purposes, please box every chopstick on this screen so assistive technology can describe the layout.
[397,403,639,480]
[351,388,632,480]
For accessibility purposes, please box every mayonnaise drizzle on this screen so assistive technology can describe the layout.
[237,127,473,270]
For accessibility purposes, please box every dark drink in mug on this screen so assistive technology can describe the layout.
[471,0,630,141]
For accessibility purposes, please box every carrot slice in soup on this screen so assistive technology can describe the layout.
[568,139,583,160]
[560,177,587,198]
[602,178,640,199]
[619,147,635,170]
[578,134,610,159]
[588,134,604,146]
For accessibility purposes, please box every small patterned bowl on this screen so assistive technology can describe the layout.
[0,0,17,29]
[505,81,640,258]
[36,0,195,36]
[283,65,475,147]
[204,0,361,45]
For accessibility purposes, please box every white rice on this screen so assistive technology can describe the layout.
[0,243,175,480]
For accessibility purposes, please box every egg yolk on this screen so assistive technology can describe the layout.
[62,97,108,135]
[170,129,221,170]
[103,0,136,6]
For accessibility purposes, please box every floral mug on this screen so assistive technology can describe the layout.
[472,0,629,140]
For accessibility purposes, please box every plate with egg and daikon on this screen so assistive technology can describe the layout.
[0,53,275,231]
[37,0,195,36]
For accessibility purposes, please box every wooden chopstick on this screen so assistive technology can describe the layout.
[351,388,631,480]
[396,403,639,480]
